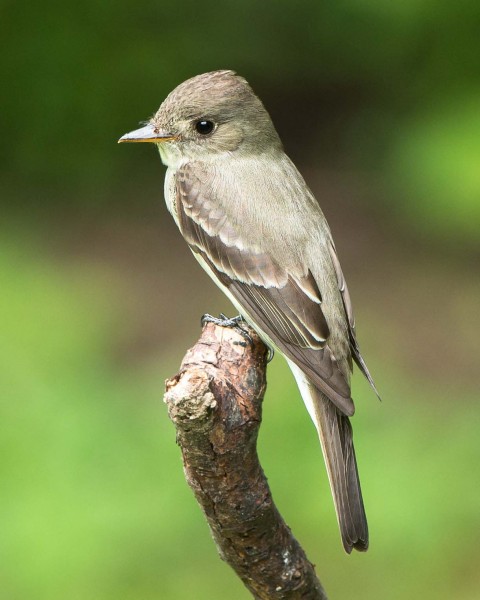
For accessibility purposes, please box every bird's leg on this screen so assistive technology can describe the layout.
[201,313,274,361]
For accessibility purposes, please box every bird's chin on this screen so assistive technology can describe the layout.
[157,142,184,169]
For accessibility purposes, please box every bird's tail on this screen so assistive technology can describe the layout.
[288,361,368,553]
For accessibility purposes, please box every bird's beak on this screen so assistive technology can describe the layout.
[118,124,177,144]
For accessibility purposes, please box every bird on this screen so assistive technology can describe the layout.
[119,70,379,553]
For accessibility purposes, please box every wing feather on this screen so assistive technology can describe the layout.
[328,240,380,399]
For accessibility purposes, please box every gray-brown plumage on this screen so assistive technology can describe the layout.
[119,70,379,553]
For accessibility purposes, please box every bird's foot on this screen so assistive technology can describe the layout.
[201,313,253,345]
[202,313,245,328]
[201,313,274,361]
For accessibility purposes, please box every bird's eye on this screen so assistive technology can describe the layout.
[195,120,214,135]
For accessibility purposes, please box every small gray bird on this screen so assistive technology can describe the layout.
[119,70,378,553]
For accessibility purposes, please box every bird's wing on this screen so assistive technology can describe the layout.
[175,162,355,416]
[328,239,380,399]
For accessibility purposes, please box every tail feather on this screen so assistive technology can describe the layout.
[288,361,368,553]
[315,391,368,552]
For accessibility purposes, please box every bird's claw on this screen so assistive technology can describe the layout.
[201,313,274,361]
[201,313,253,345]
[266,345,275,363]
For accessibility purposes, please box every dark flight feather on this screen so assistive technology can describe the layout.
[328,240,381,399]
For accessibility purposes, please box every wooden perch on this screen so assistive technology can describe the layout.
[164,321,327,600]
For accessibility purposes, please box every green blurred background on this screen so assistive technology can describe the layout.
[2,1,479,598]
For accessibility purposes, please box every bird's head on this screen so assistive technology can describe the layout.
[119,70,282,167]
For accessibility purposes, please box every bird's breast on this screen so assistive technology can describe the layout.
[164,168,180,226]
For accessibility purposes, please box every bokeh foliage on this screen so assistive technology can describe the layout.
[1,1,479,598]
[2,0,480,243]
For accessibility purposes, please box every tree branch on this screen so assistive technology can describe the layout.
[164,321,327,600]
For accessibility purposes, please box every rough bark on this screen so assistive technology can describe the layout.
[164,321,327,599]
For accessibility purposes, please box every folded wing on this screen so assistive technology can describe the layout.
[176,163,356,416]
